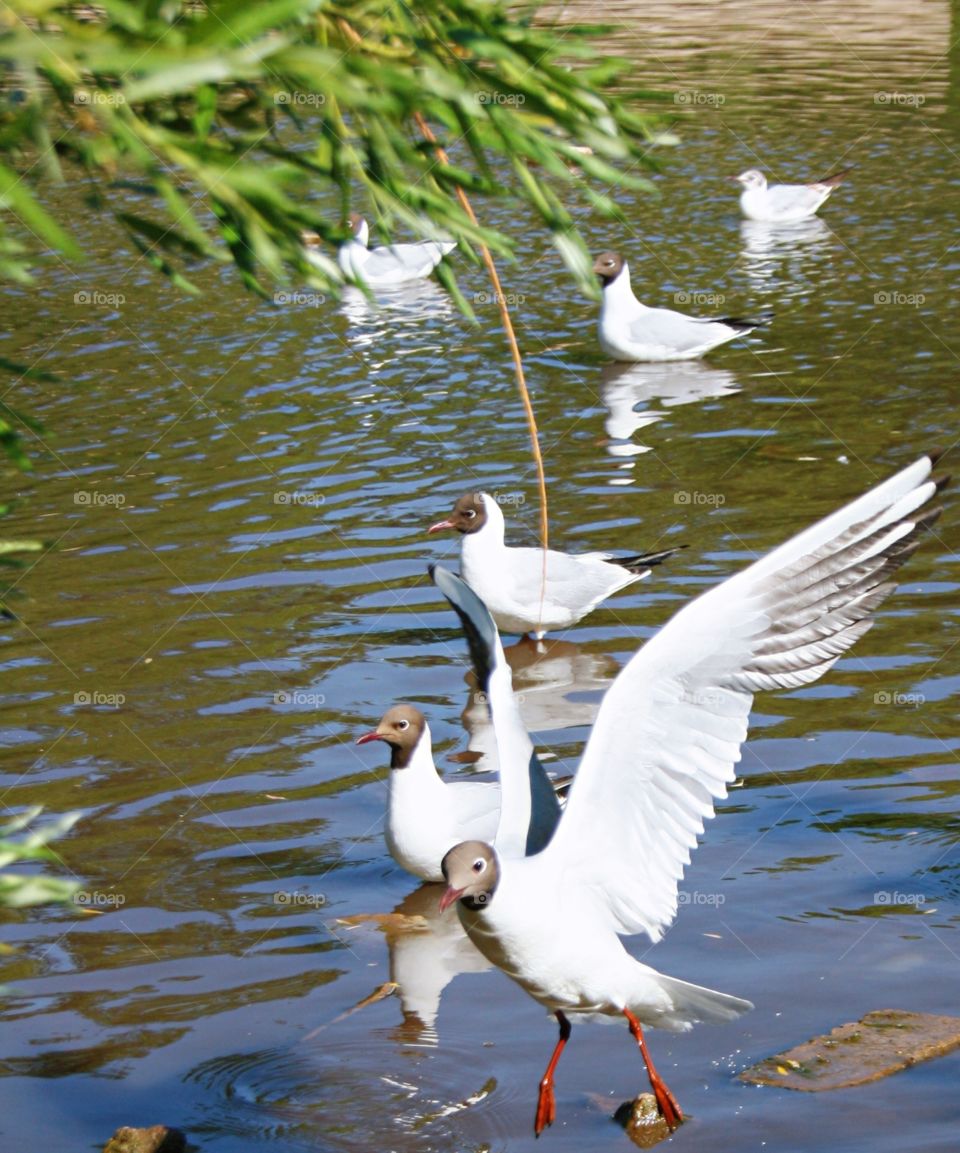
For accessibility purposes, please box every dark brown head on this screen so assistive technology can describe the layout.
[356,704,426,769]
[593,251,626,287]
[733,169,766,190]
[439,840,499,912]
[428,492,488,536]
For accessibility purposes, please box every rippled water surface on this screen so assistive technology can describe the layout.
[3,3,960,1151]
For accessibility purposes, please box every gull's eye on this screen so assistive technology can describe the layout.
[397,719,409,731]
[464,509,477,520]
[472,858,486,873]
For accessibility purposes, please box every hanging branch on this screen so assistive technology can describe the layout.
[414,112,550,631]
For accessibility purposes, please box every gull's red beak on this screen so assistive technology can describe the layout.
[428,518,454,534]
[356,730,384,746]
[439,885,465,913]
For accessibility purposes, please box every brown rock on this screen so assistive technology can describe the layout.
[103,1125,187,1153]
[613,1092,674,1148]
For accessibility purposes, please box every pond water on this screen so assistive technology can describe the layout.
[3,3,960,1151]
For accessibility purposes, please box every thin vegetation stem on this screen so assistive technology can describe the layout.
[413,112,549,629]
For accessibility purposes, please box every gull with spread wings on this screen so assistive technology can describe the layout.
[439,453,947,1135]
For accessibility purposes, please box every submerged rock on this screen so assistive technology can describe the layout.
[103,1125,187,1153]
[611,1092,673,1148]
[740,1009,960,1091]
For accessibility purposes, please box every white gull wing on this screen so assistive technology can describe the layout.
[623,307,752,355]
[430,565,561,858]
[540,454,945,942]
[487,545,643,616]
[339,239,456,286]
[761,183,831,218]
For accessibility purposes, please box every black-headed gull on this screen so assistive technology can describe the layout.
[594,252,767,362]
[440,452,946,1134]
[337,214,456,287]
[357,705,500,882]
[429,491,678,638]
[734,167,851,223]
[356,571,563,881]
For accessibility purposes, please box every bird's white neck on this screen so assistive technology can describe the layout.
[389,723,443,788]
[385,721,458,882]
[603,262,645,317]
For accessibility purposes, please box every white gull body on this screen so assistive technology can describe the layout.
[337,215,456,288]
[441,452,945,1133]
[430,491,676,638]
[735,167,850,223]
[594,252,764,362]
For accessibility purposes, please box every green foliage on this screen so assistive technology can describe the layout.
[0,361,52,617]
[0,807,82,909]
[0,0,662,298]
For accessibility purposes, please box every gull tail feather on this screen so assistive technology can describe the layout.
[717,311,774,334]
[649,974,754,1031]
[610,545,685,575]
[816,166,853,187]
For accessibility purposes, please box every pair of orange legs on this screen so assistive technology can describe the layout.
[534,1009,683,1137]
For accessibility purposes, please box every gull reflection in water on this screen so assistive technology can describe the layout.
[332,882,490,1048]
[602,360,742,456]
[385,883,491,1045]
[739,216,835,298]
[340,280,455,357]
[457,636,619,773]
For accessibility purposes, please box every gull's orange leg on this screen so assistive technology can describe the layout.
[534,1011,571,1137]
[623,1008,683,1130]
